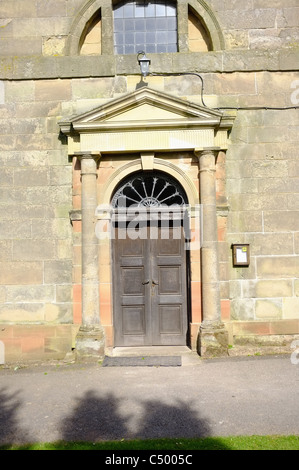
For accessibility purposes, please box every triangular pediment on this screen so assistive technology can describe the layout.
[60,87,226,134]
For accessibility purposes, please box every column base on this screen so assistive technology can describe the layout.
[198,321,229,358]
[75,325,105,362]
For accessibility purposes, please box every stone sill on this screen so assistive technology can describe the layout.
[1,49,299,80]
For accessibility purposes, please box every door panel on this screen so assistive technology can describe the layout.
[113,225,188,346]
[122,306,145,335]
[152,227,187,345]
[158,266,181,294]
[113,227,152,346]
[159,305,182,334]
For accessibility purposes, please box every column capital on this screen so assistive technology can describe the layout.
[76,152,101,176]
[195,148,220,173]
[75,151,101,161]
[194,147,220,159]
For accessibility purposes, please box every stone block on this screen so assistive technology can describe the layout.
[221,299,231,321]
[230,298,255,321]
[295,280,299,297]
[214,72,256,95]
[0,286,6,303]
[0,57,13,79]
[258,177,299,194]
[13,239,56,261]
[287,194,299,210]
[198,322,229,358]
[75,326,105,361]
[13,56,56,80]
[263,211,299,232]
[14,168,48,187]
[15,133,57,151]
[224,30,249,50]
[229,280,242,299]
[31,218,54,239]
[44,336,72,356]
[72,77,117,100]
[56,285,73,303]
[247,159,288,176]
[221,8,277,29]
[228,210,262,233]
[282,298,299,320]
[44,260,72,284]
[229,193,288,212]
[6,285,55,303]
[44,303,73,323]
[256,299,282,319]
[42,36,67,57]
[35,79,71,102]
[0,303,45,322]
[36,0,66,17]
[52,219,72,240]
[232,321,271,336]
[56,239,72,260]
[222,49,279,73]
[257,256,299,279]
[49,166,72,186]
[0,241,12,261]
[279,49,299,71]
[243,280,293,299]
[5,81,35,103]
[1,38,42,58]
[246,233,294,256]
[0,0,37,17]
[0,262,43,285]
[288,160,299,177]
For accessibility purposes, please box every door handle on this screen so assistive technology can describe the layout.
[152,280,159,286]
[142,280,150,285]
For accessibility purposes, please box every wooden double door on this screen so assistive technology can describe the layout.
[113,223,188,347]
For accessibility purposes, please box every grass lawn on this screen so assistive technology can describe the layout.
[1,436,299,450]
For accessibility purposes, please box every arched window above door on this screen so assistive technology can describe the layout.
[111,171,188,208]
[69,0,225,56]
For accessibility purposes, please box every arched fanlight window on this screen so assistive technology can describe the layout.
[111,172,187,208]
[113,0,178,54]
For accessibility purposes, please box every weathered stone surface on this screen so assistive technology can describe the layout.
[75,326,105,361]
[0,0,298,361]
[0,262,43,285]
[44,260,73,284]
[243,280,293,299]
[198,322,229,358]
[257,257,299,279]
[256,299,282,319]
[283,298,299,320]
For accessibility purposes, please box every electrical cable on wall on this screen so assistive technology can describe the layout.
[150,72,299,111]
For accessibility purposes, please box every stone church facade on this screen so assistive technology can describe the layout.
[0,0,299,362]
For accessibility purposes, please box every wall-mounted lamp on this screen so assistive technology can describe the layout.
[231,244,250,267]
[137,51,151,77]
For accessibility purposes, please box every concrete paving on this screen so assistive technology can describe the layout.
[0,352,299,445]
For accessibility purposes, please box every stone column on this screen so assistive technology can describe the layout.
[195,148,228,357]
[75,153,105,361]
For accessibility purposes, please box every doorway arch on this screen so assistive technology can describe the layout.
[101,156,199,208]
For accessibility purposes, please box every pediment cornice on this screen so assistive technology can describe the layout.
[59,87,235,153]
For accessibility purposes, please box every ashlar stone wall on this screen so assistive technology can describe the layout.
[0,0,298,360]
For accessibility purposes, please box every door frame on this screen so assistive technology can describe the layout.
[97,157,201,351]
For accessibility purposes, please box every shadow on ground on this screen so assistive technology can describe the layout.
[0,387,229,449]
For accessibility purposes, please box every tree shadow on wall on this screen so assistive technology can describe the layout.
[60,390,225,447]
